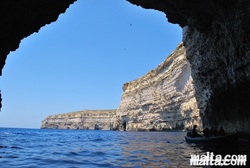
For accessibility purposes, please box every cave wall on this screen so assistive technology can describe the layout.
[0,0,76,111]
[0,0,76,75]
[128,0,250,133]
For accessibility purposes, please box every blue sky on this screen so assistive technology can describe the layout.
[0,0,182,128]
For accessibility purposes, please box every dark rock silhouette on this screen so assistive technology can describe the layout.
[0,0,76,76]
[128,0,250,133]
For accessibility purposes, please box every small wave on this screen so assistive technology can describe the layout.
[11,146,22,149]
[68,151,80,156]
[3,132,13,135]
[0,145,7,148]
[92,137,104,142]
[92,151,106,156]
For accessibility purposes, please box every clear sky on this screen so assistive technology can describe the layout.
[0,0,182,128]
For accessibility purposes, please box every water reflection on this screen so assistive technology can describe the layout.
[115,132,200,167]
[114,131,250,167]
[0,129,249,167]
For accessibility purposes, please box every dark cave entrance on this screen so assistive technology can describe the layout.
[123,122,127,131]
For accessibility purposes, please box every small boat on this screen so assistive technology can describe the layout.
[185,133,238,144]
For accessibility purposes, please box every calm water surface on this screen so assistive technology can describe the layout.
[0,128,248,167]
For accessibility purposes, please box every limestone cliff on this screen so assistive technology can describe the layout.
[115,43,200,131]
[41,109,116,130]
[128,0,250,133]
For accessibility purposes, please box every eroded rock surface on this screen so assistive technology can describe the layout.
[115,43,200,131]
[41,109,116,130]
[128,0,250,133]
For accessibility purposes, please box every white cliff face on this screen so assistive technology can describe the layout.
[41,110,116,130]
[41,44,202,131]
[127,0,250,133]
[116,43,201,131]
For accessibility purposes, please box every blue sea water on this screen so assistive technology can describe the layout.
[0,128,248,168]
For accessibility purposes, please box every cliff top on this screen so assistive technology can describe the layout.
[122,42,185,93]
[47,109,117,119]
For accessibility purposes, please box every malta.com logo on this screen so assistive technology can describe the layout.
[190,152,247,166]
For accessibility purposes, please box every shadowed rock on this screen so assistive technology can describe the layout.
[128,0,250,133]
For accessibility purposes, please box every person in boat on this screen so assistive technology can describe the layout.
[210,127,218,137]
[218,126,226,136]
[191,125,202,137]
[202,127,210,137]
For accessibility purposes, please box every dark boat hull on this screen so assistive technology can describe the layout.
[185,133,238,144]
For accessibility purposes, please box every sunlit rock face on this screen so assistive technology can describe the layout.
[128,0,250,133]
[41,110,116,130]
[115,43,201,131]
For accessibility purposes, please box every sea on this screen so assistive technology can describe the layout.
[0,128,249,168]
